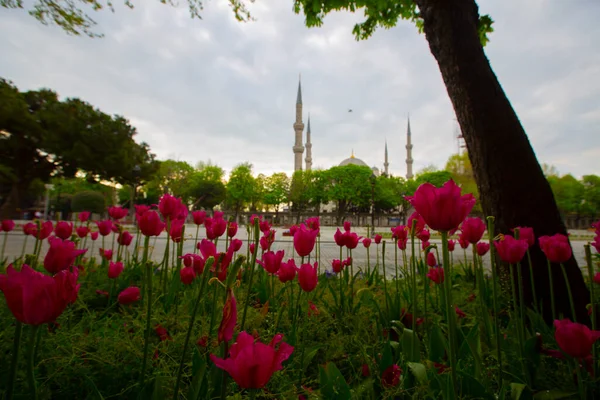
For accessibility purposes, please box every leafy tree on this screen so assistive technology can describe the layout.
[289,170,310,222]
[582,175,600,219]
[71,191,106,215]
[325,165,373,225]
[547,174,585,216]
[187,175,227,210]
[250,174,266,212]
[306,169,330,214]
[1,0,253,37]
[264,173,290,216]
[226,162,255,221]
[290,0,588,322]
[415,170,453,189]
[445,152,482,214]
[0,79,157,218]
[374,175,403,213]
[146,160,194,201]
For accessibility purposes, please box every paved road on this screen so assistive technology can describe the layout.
[1,224,596,275]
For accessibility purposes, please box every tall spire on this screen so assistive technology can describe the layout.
[305,113,312,171]
[293,75,305,172]
[384,139,389,176]
[296,74,302,105]
[405,115,414,180]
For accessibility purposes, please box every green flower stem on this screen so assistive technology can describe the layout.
[516,262,528,360]
[376,244,380,268]
[366,247,370,276]
[163,218,171,295]
[585,244,597,376]
[6,321,23,400]
[560,263,577,323]
[526,250,538,312]
[394,237,400,303]
[410,220,418,333]
[208,282,220,337]
[172,258,213,400]
[440,231,458,396]
[382,241,390,320]
[139,235,152,389]
[486,217,503,386]
[194,225,200,254]
[317,235,321,275]
[240,224,260,332]
[547,259,557,321]
[133,228,141,262]
[19,235,29,262]
[27,325,40,400]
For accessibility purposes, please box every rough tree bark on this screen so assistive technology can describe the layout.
[415,0,590,324]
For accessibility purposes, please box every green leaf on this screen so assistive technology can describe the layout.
[302,346,321,375]
[511,383,533,400]
[379,340,394,373]
[402,328,421,363]
[428,324,447,363]
[533,390,578,400]
[319,362,352,400]
[407,362,428,385]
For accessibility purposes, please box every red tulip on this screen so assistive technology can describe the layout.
[180,267,196,285]
[332,259,343,274]
[421,240,431,251]
[397,238,407,250]
[374,234,382,244]
[43,237,87,274]
[298,262,318,292]
[192,210,206,225]
[90,231,99,241]
[198,239,217,259]
[154,324,172,341]
[592,236,600,253]
[593,272,600,285]
[259,220,272,234]
[426,252,437,267]
[205,216,227,240]
[99,248,113,261]
[494,235,529,264]
[23,222,36,236]
[158,194,181,220]
[108,261,124,279]
[260,230,275,252]
[277,259,297,283]
[181,253,205,273]
[77,211,91,223]
[34,221,54,240]
[1,219,15,232]
[334,228,345,247]
[210,331,294,389]
[455,307,466,319]
[218,289,237,343]
[460,217,486,244]
[512,226,535,247]
[363,237,372,248]
[362,364,370,377]
[288,225,298,237]
[250,214,262,225]
[391,225,408,241]
[381,364,402,387]
[108,206,128,220]
[249,243,256,255]
[305,217,320,233]
[96,220,113,236]
[476,242,490,256]
[0,264,79,325]
[231,238,243,252]
[308,301,319,316]
[406,212,426,235]
[417,229,430,242]
[447,239,456,252]
[426,267,444,284]
[227,222,238,238]
[257,250,285,275]
[169,219,185,242]
[343,231,360,249]
[406,180,475,232]
[134,205,151,221]
[118,231,133,246]
[554,319,600,359]
[118,287,141,305]
[458,235,469,249]
[343,221,351,232]
[293,223,318,257]
[76,226,89,238]
[213,248,235,282]
[138,210,165,237]
[539,234,572,263]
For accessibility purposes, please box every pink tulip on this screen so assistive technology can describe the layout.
[417,229,430,242]
[426,252,437,267]
[192,210,207,225]
[426,267,444,284]
[96,220,113,236]
[539,234,572,263]
[77,211,91,223]
[198,239,217,259]
[298,262,318,292]
[512,226,535,247]
[554,319,600,359]
[118,287,141,305]
[118,231,133,246]
[1,219,15,232]
[138,210,165,237]
[227,222,238,238]
[277,259,298,283]
[460,217,486,244]
[217,289,237,343]
[406,180,475,232]
[476,242,490,256]
[406,212,426,235]
[494,235,528,264]
[381,364,402,387]
[231,238,243,252]
[43,237,87,274]
[343,221,351,232]
[305,217,320,233]
[293,223,318,257]
[108,261,124,279]
[76,226,89,238]
[374,234,382,244]
[180,267,196,285]
[257,250,285,275]
[447,239,456,252]
[108,206,128,220]
[90,231,99,241]
[54,221,73,240]
[363,237,372,248]
[210,332,293,389]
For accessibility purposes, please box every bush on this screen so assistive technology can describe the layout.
[71,191,105,214]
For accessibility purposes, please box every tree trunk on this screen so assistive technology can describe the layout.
[415,0,590,324]
[0,183,27,220]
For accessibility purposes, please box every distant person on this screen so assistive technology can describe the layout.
[34,211,42,219]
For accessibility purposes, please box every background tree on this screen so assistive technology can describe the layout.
[547,174,585,218]
[305,169,330,214]
[445,152,482,214]
[185,162,227,210]
[289,170,311,222]
[264,172,290,221]
[326,165,373,225]
[250,173,266,212]
[291,0,588,323]
[582,175,600,220]
[226,162,255,221]
[0,79,157,218]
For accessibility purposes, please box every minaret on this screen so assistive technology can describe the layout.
[293,77,305,172]
[406,117,414,180]
[305,114,313,171]
[384,140,389,176]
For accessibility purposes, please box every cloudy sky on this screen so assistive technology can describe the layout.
[1,0,599,179]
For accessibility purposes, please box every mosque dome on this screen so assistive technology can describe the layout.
[339,151,369,167]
